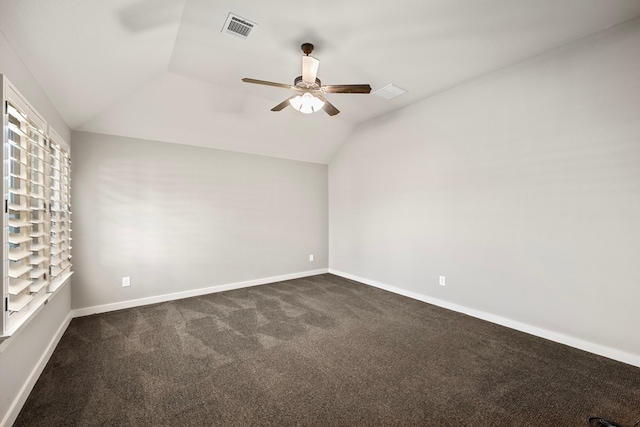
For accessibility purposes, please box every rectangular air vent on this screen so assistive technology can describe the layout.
[373,84,407,100]
[222,13,257,39]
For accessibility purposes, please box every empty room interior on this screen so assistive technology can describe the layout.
[1,1,640,426]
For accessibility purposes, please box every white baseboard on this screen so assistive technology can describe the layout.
[329,269,640,369]
[71,269,329,318]
[2,311,73,427]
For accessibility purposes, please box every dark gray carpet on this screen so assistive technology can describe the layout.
[14,274,640,426]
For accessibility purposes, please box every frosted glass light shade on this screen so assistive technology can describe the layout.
[289,93,325,114]
[302,56,320,84]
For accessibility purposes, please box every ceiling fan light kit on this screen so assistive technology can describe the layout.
[289,93,325,114]
[242,43,371,116]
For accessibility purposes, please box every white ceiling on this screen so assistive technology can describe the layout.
[1,0,640,163]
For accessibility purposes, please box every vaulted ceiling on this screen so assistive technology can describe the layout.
[2,0,640,163]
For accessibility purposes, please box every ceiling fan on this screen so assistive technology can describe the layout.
[242,43,371,116]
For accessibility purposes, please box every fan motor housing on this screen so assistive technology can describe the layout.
[294,75,321,89]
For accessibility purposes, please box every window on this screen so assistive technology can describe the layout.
[2,75,73,337]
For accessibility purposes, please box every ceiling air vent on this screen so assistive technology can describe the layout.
[373,84,407,100]
[222,13,257,39]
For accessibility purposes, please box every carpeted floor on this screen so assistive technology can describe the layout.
[14,274,640,426]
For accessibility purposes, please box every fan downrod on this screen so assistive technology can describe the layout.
[301,43,314,56]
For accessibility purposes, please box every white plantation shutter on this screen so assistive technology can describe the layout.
[48,135,72,292]
[5,101,38,316]
[2,75,73,337]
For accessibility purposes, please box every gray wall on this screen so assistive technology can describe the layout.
[0,32,73,426]
[329,18,640,361]
[71,132,328,310]
[0,286,71,426]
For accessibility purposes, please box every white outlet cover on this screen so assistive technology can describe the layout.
[439,276,446,286]
[309,254,314,262]
[122,276,131,287]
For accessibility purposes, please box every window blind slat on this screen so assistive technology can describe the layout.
[8,278,33,295]
[30,255,48,265]
[29,267,47,279]
[8,234,32,244]
[30,279,48,293]
[8,219,31,227]
[8,293,33,312]
[9,263,32,278]
[8,249,32,262]
[30,243,48,251]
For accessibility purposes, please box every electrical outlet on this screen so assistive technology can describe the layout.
[309,254,314,262]
[439,276,446,286]
[122,276,131,287]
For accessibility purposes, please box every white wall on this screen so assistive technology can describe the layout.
[0,31,73,426]
[71,132,328,311]
[329,18,640,365]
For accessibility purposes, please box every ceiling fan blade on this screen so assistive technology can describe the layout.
[242,78,293,90]
[271,96,296,112]
[323,84,372,94]
[316,94,340,116]
[302,56,320,84]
